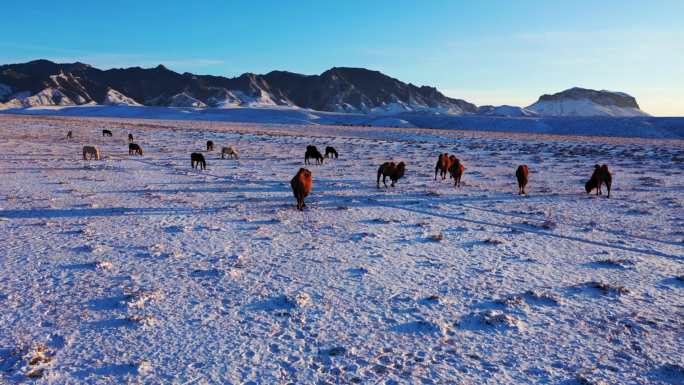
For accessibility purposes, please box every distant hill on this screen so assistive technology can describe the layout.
[527,87,649,117]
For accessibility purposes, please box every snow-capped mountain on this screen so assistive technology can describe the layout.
[0,60,475,113]
[102,88,141,106]
[146,92,207,108]
[0,61,651,118]
[0,87,76,108]
[527,87,649,117]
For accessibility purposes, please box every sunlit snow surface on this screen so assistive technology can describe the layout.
[0,115,683,384]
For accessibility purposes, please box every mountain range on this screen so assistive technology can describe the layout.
[0,60,649,117]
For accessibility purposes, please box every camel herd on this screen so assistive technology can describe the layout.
[71,129,613,211]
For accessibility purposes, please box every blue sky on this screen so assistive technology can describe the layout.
[2,1,683,115]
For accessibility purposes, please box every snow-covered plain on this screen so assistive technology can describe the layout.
[3,105,683,139]
[0,114,683,384]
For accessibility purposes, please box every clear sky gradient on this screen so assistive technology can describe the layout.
[2,1,682,115]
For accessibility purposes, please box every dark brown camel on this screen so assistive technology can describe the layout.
[325,146,339,159]
[516,165,529,195]
[191,152,207,170]
[377,162,406,188]
[128,143,143,156]
[305,145,324,165]
[585,164,612,198]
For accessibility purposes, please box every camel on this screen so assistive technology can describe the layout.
[82,146,101,160]
[221,146,239,159]
[435,153,456,180]
[449,159,465,188]
[377,162,406,188]
[325,146,339,159]
[290,168,313,210]
[516,165,529,195]
[305,145,324,165]
[128,143,143,156]
[585,164,612,198]
[191,153,207,170]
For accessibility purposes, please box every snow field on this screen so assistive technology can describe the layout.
[0,115,683,384]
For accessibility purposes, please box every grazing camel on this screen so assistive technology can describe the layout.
[305,145,324,165]
[82,146,101,160]
[290,168,313,211]
[325,146,339,159]
[585,164,612,198]
[128,143,143,156]
[221,146,239,159]
[128,133,134,142]
[66,131,73,140]
[191,152,207,170]
[434,153,456,180]
[449,159,465,188]
[102,129,113,137]
[377,162,406,188]
[206,141,214,151]
[516,165,529,195]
